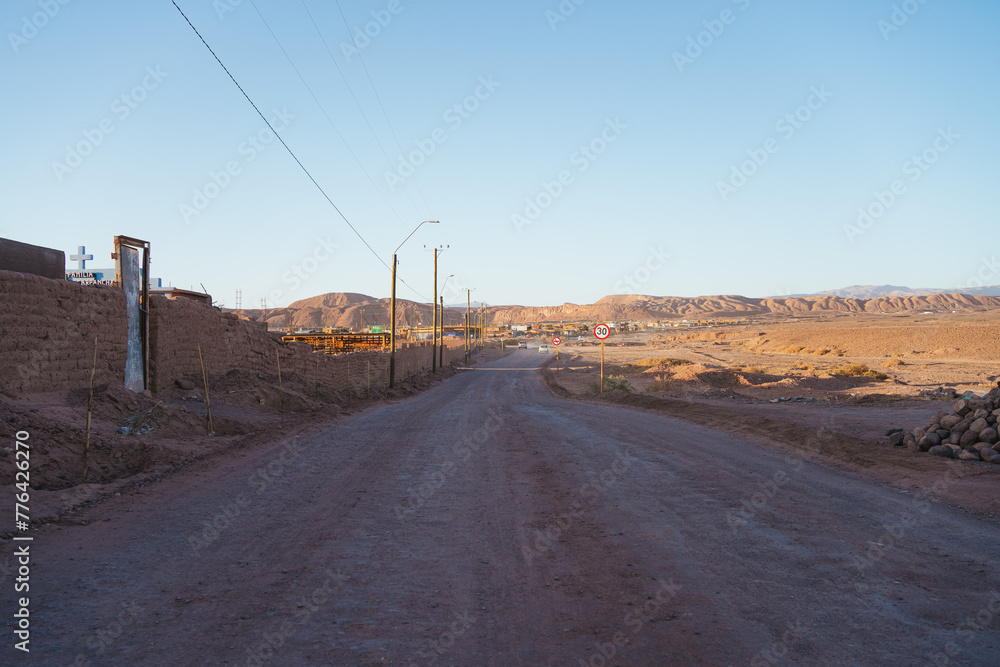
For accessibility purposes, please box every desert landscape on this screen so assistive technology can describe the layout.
[2,271,1000,665]
[5,1,1000,664]
[533,310,1000,514]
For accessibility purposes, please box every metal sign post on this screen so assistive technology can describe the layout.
[552,336,561,371]
[594,323,610,393]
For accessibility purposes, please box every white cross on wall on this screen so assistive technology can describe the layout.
[70,245,93,270]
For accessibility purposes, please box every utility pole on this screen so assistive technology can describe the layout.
[360,308,364,333]
[438,274,454,370]
[389,253,398,386]
[465,288,471,363]
[424,246,447,373]
[432,254,438,372]
[390,220,439,388]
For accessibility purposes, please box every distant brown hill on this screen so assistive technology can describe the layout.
[488,293,1000,323]
[235,291,1000,329]
[237,294,467,331]
[795,284,1000,299]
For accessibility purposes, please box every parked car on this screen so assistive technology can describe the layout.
[517,341,527,349]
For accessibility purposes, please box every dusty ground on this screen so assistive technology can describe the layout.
[0,343,507,527]
[2,350,999,665]
[537,314,1000,515]
[613,311,1000,399]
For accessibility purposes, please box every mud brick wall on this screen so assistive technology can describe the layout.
[0,270,127,396]
[148,295,277,392]
[1,270,470,397]
[0,238,65,280]
[149,295,468,393]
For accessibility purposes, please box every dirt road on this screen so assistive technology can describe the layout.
[6,351,1000,665]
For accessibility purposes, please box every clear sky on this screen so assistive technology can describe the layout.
[2,0,998,307]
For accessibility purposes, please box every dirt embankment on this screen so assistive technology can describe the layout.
[0,345,509,529]
[540,357,1000,517]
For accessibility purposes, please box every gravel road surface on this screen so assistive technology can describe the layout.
[7,351,1000,666]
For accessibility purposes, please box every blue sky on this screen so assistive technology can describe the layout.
[2,0,998,307]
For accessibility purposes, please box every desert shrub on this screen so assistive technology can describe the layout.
[591,375,633,393]
[882,356,904,368]
[813,348,832,356]
[605,374,633,392]
[646,375,675,392]
[735,365,767,374]
[791,361,814,371]
[828,363,888,381]
[625,357,692,369]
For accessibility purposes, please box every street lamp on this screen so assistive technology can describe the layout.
[438,274,454,369]
[390,220,439,388]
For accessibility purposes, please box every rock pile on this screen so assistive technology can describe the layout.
[889,387,1000,463]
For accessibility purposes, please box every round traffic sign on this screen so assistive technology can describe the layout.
[594,323,611,340]
[551,337,561,346]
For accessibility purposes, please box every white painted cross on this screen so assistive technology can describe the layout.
[70,245,93,270]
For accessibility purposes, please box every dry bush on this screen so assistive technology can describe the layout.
[827,363,888,381]
[736,365,768,374]
[791,361,814,371]
[646,375,675,392]
[626,357,693,369]
[882,356,905,368]
[813,348,832,356]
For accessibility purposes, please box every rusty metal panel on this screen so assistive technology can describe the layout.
[121,246,144,392]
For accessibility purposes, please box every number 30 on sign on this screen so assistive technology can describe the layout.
[594,323,610,340]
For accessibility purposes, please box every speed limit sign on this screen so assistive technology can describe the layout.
[551,337,561,346]
[594,323,611,340]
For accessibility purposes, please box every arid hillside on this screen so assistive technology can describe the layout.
[489,292,1000,323]
[237,294,468,331]
[237,291,1000,329]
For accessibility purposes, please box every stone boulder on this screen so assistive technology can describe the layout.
[969,418,989,434]
[979,427,999,445]
[940,414,961,429]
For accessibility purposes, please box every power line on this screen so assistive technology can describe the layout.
[171,0,386,269]
[247,0,410,225]
[300,0,426,221]
[334,0,433,217]
[170,1,434,304]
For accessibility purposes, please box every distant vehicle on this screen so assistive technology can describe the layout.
[539,344,550,353]
[517,341,527,349]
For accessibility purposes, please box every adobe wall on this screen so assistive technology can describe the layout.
[0,238,65,280]
[0,270,468,397]
[0,270,127,396]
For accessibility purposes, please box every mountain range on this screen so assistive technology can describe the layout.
[783,284,1000,299]
[234,286,1000,329]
